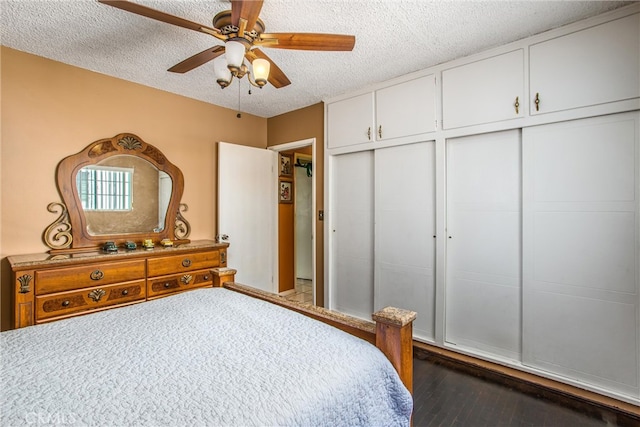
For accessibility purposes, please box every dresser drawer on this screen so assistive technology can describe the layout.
[147,251,219,277]
[147,269,214,299]
[35,260,146,295]
[35,280,146,321]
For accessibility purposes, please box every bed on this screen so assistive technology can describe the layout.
[1,285,414,426]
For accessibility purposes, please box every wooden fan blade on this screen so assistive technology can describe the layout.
[168,46,225,73]
[231,0,264,30]
[98,0,223,39]
[248,49,291,88]
[258,33,355,51]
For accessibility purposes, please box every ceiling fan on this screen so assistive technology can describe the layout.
[98,0,356,89]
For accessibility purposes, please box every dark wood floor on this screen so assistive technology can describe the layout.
[412,355,638,427]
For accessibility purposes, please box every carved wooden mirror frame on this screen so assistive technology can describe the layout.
[44,133,190,253]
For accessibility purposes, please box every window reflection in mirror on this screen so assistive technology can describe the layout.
[77,166,133,211]
[76,155,173,236]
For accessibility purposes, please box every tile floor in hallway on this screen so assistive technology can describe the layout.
[281,278,313,304]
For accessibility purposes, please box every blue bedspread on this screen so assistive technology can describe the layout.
[1,287,412,426]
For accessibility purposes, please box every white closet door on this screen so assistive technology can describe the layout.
[445,130,522,361]
[329,151,374,319]
[523,113,639,400]
[375,141,436,341]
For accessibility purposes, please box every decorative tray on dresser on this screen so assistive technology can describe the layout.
[9,240,235,329]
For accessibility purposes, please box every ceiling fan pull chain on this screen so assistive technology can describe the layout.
[237,79,242,118]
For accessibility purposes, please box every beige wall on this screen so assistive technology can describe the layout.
[0,47,267,329]
[267,103,325,306]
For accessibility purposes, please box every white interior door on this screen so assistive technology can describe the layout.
[375,141,436,341]
[522,113,639,399]
[445,130,522,361]
[218,142,277,293]
[328,151,374,319]
[295,162,313,280]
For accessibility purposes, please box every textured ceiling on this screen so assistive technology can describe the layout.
[1,0,634,118]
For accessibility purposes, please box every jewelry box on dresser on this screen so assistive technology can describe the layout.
[9,133,236,329]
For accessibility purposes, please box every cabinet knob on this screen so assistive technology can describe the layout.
[204,275,210,281]
[514,96,520,114]
[121,289,129,296]
[61,300,70,307]
[164,283,171,288]
[182,258,192,268]
[534,93,540,111]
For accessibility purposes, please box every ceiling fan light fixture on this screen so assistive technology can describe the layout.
[225,40,246,75]
[213,55,232,88]
[252,58,270,87]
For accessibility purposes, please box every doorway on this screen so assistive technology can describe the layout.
[293,153,313,303]
[269,138,316,304]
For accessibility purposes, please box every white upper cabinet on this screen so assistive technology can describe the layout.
[327,92,375,149]
[442,50,524,129]
[375,74,436,140]
[529,13,640,115]
[327,74,436,149]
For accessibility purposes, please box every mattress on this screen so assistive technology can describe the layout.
[1,287,412,426]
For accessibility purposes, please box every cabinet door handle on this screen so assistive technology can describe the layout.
[90,270,104,281]
[378,125,382,139]
[367,127,371,140]
[514,96,520,114]
[534,93,540,111]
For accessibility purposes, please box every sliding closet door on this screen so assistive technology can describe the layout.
[375,141,436,341]
[329,151,374,319]
[445,130,522,361]
[523,113,639,399]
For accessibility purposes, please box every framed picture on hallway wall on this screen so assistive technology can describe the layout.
[279,180,293,204]
[279,153,292,177]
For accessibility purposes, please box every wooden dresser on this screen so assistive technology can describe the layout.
[9,240,235,329]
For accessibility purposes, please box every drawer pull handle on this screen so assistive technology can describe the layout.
[164,283,171,288]
[182,259,192,268]
[367,127,371,140]
[514,96,520,114]
[90,270,104,281]
[121,289,129,296]
[61,300,70,307]
[181,274,193,285]
[88,289,106,302]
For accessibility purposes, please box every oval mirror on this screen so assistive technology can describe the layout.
[45,133,189,253]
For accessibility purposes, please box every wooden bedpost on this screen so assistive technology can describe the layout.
[372,307,417,393]
[211,268,237,288]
